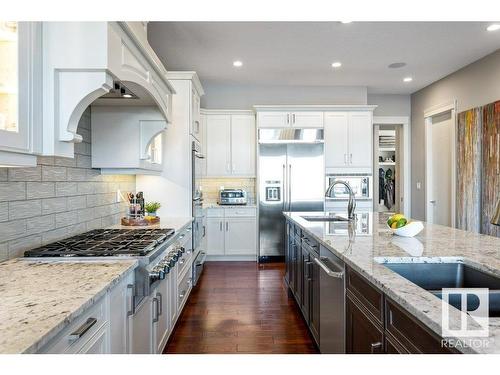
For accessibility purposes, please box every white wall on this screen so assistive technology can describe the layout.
[368,94,411,117]
[411,49,500,220]
[200,82,368,109]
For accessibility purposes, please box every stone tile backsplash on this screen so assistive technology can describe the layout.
[0,108,135,261]
[200,177,256,204]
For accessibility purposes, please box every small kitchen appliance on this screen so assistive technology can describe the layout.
[219,189,248,205]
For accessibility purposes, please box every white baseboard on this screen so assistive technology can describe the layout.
[206,255,257,262]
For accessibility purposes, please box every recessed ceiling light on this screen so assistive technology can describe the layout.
[388,62,407,69]
[331,62,342,68]
[487,24,500,31]
[340,21,352,24]
[233,60,243,67]
[403,77,413,83]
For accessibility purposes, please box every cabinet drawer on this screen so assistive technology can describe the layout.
[177,247,193,277]
[206,208,225,218]
[385,298,457,354]
[41,296,109,354]
[224,207,256,217]
[346,266,383,324]
[177,267,192,312]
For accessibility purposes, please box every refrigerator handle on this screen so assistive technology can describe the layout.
[282,163,286,211]
[288,164,292,211]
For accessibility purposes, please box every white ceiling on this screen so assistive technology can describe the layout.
[147,22,500,94]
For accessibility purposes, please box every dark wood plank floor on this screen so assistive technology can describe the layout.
[164,261,319,354]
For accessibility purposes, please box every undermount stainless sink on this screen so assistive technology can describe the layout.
[378,261,500,317]
[301,215,351,222]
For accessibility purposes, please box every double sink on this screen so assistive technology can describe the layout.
[378,260,500,317]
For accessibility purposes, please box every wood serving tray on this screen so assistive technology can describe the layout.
[120,216,160,226]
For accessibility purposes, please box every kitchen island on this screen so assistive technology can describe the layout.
[284,211,500,354]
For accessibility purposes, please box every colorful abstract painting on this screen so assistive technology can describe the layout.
[456,107,482,232]
[481,101,500,237]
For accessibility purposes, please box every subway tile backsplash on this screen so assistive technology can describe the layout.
[201,177,256,204]
[0,108,135,261]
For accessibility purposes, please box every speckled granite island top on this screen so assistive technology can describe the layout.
[284,211,500,354]
[0,259,137,354]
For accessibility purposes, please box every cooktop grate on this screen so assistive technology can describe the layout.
[24,228,175,257]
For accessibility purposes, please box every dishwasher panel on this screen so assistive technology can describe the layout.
[317,245,346,353]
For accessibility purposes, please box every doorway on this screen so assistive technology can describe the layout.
[424,102,456,226]
[374,125,402,213]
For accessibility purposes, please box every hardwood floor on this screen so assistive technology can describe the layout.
[164,261,319,354]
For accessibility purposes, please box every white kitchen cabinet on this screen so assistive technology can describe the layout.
[204,110,256,177]
[191,89,201,140]
[109,273,134,354]
[205,207,257,258]
[0,22,42,167]
[206,114,232,176]
[77,326,109,354]
[206,216,225,255]
[256,110,323,128]
[224,217,257,255]
[347,112,372,167]
[324,111,373,172]
[231,114,256,176]
[131,297,153,354]
[152,277,170,354]
[325,112,349,168]
[257,111,290,128]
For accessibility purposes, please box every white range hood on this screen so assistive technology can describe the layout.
[42,22,175,158]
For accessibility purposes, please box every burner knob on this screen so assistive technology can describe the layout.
[150,266,165,282]
[168,252,179,261]
[178,246,186,254]
[159,261,171,273]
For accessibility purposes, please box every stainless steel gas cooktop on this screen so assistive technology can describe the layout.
[24,228,175,257]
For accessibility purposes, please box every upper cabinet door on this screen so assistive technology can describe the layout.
[291,112,324,128]
[0,22,41,158]
[257,111,290,128]
[231,114,256,176]
[206,114,231,176]
[324,112,349,168]
[191,89,201,140]
[348,112,372,168]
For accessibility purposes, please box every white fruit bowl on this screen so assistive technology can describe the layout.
[387,221,424,237]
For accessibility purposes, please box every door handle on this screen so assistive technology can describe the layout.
[344,154,347,164]
[314,257,344,278]
[429,200,436,204]
[220,221,223,231]
[69,318,97,341]
[152,297,159,323]
[371,342,383,353]
[203,225,206,237]
[282,164,286,211]
[287,114,290,125]
[350,153,353,164]
[288,164,292,211]
[127,284,135,316]
[156,292,162,316]
[226,222,229,231]
[292,113,296,124]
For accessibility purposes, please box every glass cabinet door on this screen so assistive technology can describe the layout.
[0,22,40,154]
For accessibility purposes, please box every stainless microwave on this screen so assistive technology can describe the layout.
[325,175,371,200]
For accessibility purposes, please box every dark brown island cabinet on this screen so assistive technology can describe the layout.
[285,220,459,354]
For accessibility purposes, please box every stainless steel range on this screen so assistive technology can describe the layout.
[24,227,193,309]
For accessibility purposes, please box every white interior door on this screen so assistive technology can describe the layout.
[426,111,453,226]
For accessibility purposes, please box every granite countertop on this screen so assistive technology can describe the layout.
[0,259,137,354]
[284,211,500,354]
[108,216,193,232]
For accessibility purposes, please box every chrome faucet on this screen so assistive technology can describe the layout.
[325,180,356,220]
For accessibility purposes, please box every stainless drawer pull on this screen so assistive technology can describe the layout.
[69,318,97,341]
[127,284,135,316]
[152,297,159,323]
[371,342,383,353]
[179,290,186,299]
[156,292,163,316]
[314,257,344,279]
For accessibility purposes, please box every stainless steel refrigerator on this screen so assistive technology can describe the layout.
[258,129,324,260]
